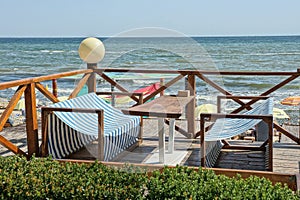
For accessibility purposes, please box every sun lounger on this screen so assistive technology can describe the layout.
[41,93,141,161]
[200,98,273,169]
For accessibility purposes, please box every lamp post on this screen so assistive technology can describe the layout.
[78,37,105,93]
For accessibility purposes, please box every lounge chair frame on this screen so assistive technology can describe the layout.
[200,96,274,171]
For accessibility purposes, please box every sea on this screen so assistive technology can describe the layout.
[0,36,299,122]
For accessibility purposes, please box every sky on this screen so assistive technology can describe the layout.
[1,0,300,37]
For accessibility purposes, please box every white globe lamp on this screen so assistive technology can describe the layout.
[78,37,105,64]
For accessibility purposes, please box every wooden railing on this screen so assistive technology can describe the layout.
[0,68,299,158]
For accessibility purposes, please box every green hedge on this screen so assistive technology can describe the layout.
[0,156,298,199]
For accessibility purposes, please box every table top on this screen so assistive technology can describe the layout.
[122,95,194,118]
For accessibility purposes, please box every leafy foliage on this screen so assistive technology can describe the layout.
[0,156,298,199]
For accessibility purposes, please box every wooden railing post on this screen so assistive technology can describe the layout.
[87,63,97,93]
[160,78,164,96]
[52,79,57,98]
[24,83,39,157]
[186,74,196,138]
[200,114,205,167]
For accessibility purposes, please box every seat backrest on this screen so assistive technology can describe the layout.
[49,93,139,136]
[205,98,273,141]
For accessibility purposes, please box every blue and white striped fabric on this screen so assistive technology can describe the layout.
[202,98,273,168]
[205,98,273,141]
[47,93,140,160]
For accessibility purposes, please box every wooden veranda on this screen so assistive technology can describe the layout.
[0,68,299,159]
[0,68,300,190]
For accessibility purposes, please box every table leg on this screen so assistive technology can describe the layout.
[158,118,165,163]
[168,119,175,153]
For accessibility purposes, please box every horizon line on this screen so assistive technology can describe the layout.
[0,34,300,39]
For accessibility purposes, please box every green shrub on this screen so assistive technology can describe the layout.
[0,156,298,199]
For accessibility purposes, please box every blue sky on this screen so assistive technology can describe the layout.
[1,0,300,37]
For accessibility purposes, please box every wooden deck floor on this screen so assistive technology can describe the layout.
[67,118,300,174]
[0,118,300,174]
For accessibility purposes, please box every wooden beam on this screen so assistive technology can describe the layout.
[40,109,50,157]
[186,75,196,137]
[274,123,300,144]
[0,69,92,90]
[96,92,143,105]
[196,73,250,108]
[232,75,299,113]
[200,116,205,167]
[35,82,59,103]
[69,73,91,99]
[0,135,28,158]
[0,85,26,131]
[52,79,58,98]
[25,83,39,157]
[94,68,300,76]
[87,63,97,93]
[95,71,140,102]
[217,96,269,114]
[144,73,186,102]
[267,117,273,171]
[222,145,265,151]
[98,110,104,161]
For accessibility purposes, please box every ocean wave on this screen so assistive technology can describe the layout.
[40,50,50,53]
[213,52,300,57]
[40,50,65,53]
[52,50,65,53]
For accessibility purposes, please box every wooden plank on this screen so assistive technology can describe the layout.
[94,68,300,76]
[274,123,300,144]
[87,63,97,93]
[35,82,59,103]
[186,75,196,138]
[95,72,140,102]
[0,85,27,131]
[98,110,104,161]
[25,83,39,157]
[0,135,28,158]
[217,96,270,113]
[144,73,186,102]
[52,79,58,98]
[69,73,91,99]
[96,92,143,104]
[40,109,50,157]
[200,117,205,167]
[232,75,299,113]
[222,145,265,151]
[122,96,194,118]
[0,69,92,90]
[56,159,299,191]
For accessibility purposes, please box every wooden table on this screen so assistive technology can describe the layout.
[122,95,195,164]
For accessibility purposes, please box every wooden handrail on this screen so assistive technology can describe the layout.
[95,68,300,76]
[0,68,299,159]
[0,69,92,90]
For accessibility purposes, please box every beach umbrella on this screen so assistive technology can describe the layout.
[273,107,290,119]
[15,98,25,110]
[58,96,69,102]
[281,96,300,106]
[195,104,217,119]
[281,96,300,129]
